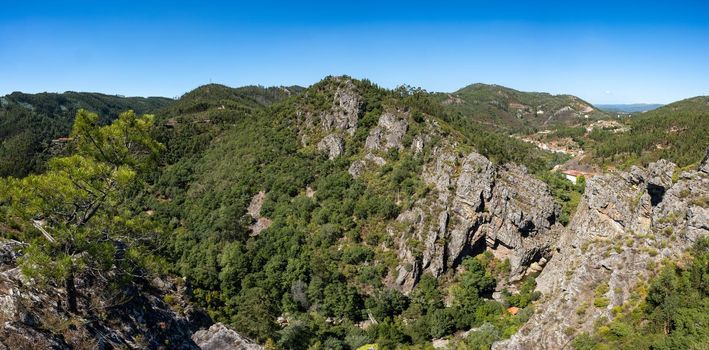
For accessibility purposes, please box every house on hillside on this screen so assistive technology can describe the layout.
[561,169,589,184]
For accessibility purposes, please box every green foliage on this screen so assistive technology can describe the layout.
[1,109,163,303]
[536,170,584,225]
[505,276,541,308]
[230,287,279,342]
[366,289,409,322]
[460,322,501,350]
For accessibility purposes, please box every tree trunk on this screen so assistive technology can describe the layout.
[65,264,78,313]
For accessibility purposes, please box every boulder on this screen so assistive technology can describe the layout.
[317,134,344,160]
[192,323,262,350]
[365,112,409,151]
[348,153,386,178]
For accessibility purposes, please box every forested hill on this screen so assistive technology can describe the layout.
[162,83,305,116]
[111,76,709,348]
[0,91,174,177]
[437,83,609,132]
[0,85,305,179]
[138,76,584,346]
[151,83,306,166]
[591,95,709,168]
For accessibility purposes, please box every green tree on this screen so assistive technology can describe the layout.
[366,289,409,322]
[0,109,162,312]
[451,257,496,328]
[231,287,279,342]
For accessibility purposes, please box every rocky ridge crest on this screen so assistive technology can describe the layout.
[306,82,565,292]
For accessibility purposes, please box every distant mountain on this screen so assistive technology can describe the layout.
[596,103,663,113]
[437,83,609,132]
[163,83,304,115]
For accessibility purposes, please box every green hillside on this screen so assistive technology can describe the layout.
[1,78,706,349]
[438,83,609,132]
[135,77,574,346]
[0,91,173,177]
[591,96,709,168]
[163,83,304,116]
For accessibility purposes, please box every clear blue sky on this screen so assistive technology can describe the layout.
[1,1,708,104]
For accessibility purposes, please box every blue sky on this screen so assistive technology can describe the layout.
[1,1,708,104]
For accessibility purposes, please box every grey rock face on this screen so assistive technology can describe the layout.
[320,79,362,136]
[393,148,561,292]
[454,153,495,210]
[0,240,214,350]
[495,160,709,350]
[422,146,457,203]
[317,134,345,160]
[486,164,560,277]
[701,146,709,174]
[348,153,387,178]
[192,323,262,350]
[411,135,426,155]
[365,112,409,151]
[348,160,366,178]
[247,191,272,235]
[299,77,363,148]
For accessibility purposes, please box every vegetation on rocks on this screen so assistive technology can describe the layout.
[574,237,709,350]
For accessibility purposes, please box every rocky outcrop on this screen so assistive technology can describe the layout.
[392,147,561,292]
[486,164,561,277]
[317,134,345,160]
[348,153,387,178]
[299,77,363,159]
[365,111,409,151]
[192,323,262,350]
[0,239,256,350]
[247,191,272,235]
[320,78,362,136]
[495,158,709,350]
